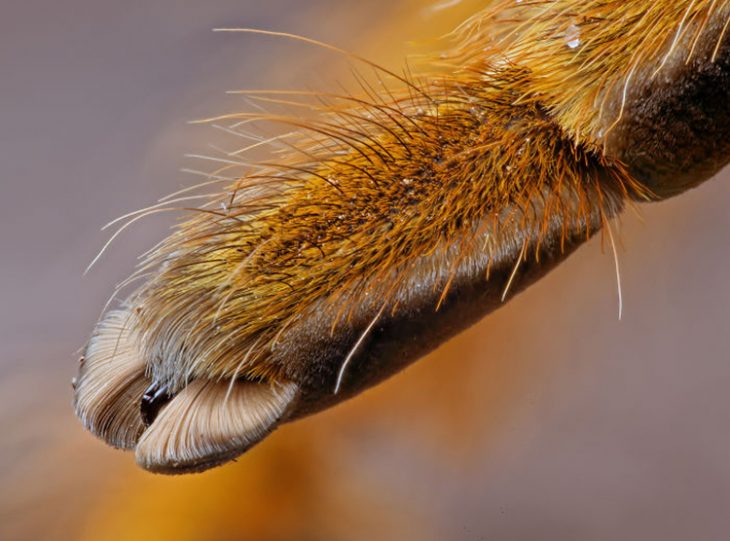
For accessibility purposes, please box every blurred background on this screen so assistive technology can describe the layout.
[2,1,730,539]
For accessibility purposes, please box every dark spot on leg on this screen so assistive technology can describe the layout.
[140,382,172,427]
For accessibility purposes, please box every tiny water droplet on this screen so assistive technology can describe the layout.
[565,24,581,49]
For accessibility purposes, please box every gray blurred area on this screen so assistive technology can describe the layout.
[2,1,730,540]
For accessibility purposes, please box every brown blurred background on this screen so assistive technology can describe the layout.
[2,1,730,539]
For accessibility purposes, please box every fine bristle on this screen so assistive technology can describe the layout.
[74,309,150,449]
[135,379,298,474]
